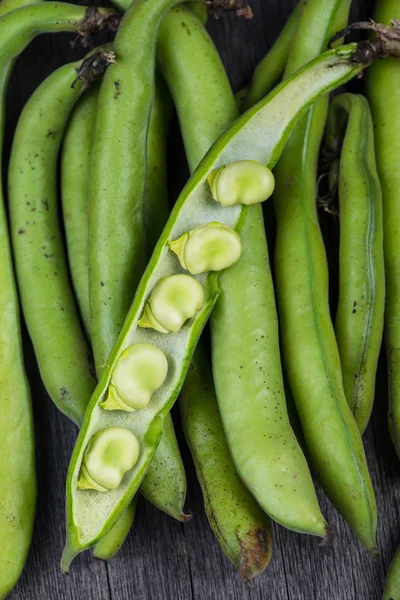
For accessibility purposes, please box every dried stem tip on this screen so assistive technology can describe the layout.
[329,19,400,64]
[206,0,253,19]
[72,49,116,91]
[75,7,121,48]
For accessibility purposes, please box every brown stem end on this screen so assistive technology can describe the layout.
[206,0,253,19]
[72,49,116,91]
[329,19,400,65]
[74,7,121,48]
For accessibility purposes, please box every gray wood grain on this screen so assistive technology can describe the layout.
[5,0,397,598]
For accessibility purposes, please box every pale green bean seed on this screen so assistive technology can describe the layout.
[208,160,275,207]
[168,222,242,274]
[101,343,168,412]
[138,274,204,333]
[78,427,140,492]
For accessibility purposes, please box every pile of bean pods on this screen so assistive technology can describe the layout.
[1,0,400,597]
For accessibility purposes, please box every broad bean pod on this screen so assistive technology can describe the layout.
[159,1,323,540]
[62,84,99,338]
[10,53,188,567]
[62,77,188,523]
[88,0,224,371]
[272,0,378,551]
[242,0,305,110]
[0,2,119,425]
[0,0,37,595]
[8,51,140,564]
[157,5,238,172]
[157,4,272,575]
[180,349,272,578]
[212,0,350,539]
[0,3,117,591]
[144,75,172,251]
[63,3,385,563]
[8,55,106,427]
[325,93,384,434]
[366,0,400,460]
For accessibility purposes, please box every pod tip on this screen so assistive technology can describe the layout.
[61,537,79,574]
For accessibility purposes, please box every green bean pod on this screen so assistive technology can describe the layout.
[62,84,99,338]
[4,1,111,595]
[0,6,118,591]
[158,0,322,540]
[157,4,272,575]
[157,6,238,172]
[7,52,139,566]
[89,0,149,371]
[63,15,382,564]
[10,52,187,564]
[0,2,118,425]
[89,0,235,375]
[144,75,172,251]
[384,548,400,600]
[62,74,188,523]
[242,0,305,110]
[180,349,272,578]
[211,0,353,539]
[0,305,35,596]
[212,200,327,536]
[325,93,385,434]
[273,0,377,551]
[9,58,101,427]
[0,2,36,588]
[366,0,400,459]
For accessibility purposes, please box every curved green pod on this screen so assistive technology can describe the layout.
[0,3,118,426]
[0,23,35,598]
[159,5,272,574]
[180,349,272,578]
[0,329,35,596]
[273,0,377,551]
[384,548,400,600]
[8,56,104,427]
[7,51,138,565]
[144,75,172,251]
[0,5,119,594]
[325,93,384,434]
[160,1,321,542]
[366,0,400,460]
[62,79,188,523]
[212,200,326,537]
[62,5,386,563]
[157,5,238,173]
[62,84,99,339]
[88,0,239,375]
[9,54,186,567]
[242,0,305,110]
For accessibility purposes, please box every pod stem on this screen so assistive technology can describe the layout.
[74,7,121,48]
[72,49,116,91]
[206,0,253,19]
[330,20,400,63]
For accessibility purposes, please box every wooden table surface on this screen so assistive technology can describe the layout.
[6,0,400,598]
